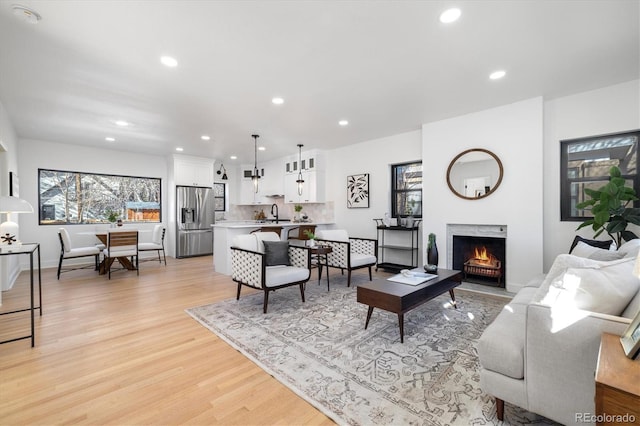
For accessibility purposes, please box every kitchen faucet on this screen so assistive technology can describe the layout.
[271,203,279,222]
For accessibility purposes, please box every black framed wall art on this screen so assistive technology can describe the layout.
[347,173,369,208]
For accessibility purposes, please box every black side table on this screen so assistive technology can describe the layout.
[310,245,332,291]
[0,243,42,347]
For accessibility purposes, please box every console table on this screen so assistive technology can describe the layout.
[595,332,640,425]
[0,243,42,347]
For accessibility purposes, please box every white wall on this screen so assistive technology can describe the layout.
[17,139,169,269]
[422,98,544,292]
[543,79,640,269]
[0,100,21,298]
[325,130,422,240]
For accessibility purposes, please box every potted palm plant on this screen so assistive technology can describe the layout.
[575,166,640,248]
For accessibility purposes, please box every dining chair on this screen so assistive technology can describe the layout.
[103,230,139,279]
[138,225,166,265]
[57,228,102,279]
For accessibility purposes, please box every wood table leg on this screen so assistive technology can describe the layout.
[449,289,458,309]
[398,313,404,343]
[365,306,374,329]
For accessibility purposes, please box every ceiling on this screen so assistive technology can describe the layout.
[0,1,638,165]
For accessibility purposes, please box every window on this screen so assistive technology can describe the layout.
[38,169,161,225]
[391,161,422,218]
[213,182,226,211]
[560,130,639,221]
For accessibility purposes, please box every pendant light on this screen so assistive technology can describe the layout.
[296,144,305,195]
[251,134,261,193]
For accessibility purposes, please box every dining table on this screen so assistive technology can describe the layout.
[80,228,149,275]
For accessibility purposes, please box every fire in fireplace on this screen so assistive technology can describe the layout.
[452,236,506,287]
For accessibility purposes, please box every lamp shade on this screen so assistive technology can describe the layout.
[0,196,34,214]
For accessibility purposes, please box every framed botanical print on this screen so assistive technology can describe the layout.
[347,173,369,208]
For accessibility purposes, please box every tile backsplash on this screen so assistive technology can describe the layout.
[219,200,334,223]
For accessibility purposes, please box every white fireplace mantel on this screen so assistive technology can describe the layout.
[446,224,507,269]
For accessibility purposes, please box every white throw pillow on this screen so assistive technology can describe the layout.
[618,238,640,259]
[535,254,640,316]
[571,241,624,261]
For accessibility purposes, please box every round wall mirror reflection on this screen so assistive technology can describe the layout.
[446,148,504,200]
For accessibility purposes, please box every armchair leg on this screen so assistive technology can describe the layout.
[299,283,305,303]
[236,283,242,300]
[263,290,269,314]
[368,265,372,281]
[57,255,63,280]
[347,270,352,287]
[496,398,504,421]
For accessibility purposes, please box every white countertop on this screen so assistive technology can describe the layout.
[212,221,333,229]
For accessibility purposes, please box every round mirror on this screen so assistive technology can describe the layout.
[446,148,503,200]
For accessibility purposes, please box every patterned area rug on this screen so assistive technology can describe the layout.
[186,275,557,426]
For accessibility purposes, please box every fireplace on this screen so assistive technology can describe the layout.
[447,224,507,288]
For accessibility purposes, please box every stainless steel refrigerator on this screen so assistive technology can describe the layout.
[176,185,214,258]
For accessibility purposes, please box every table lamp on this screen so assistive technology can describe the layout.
[0,195,34,245]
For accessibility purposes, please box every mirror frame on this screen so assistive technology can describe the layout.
[446,148,504,200]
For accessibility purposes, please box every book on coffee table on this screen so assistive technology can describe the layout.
[387,271,439,286]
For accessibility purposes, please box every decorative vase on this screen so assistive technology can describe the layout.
[117,219,123,227]
[426,233,438,272]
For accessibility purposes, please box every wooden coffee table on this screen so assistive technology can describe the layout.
[357,268,463,343]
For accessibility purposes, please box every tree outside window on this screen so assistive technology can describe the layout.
[38,169,161,225]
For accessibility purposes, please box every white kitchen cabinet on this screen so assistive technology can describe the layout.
[284,170,325,203]
[174,155,214,187]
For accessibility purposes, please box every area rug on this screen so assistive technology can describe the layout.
[186,275,557,426]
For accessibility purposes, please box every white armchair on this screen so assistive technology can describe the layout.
[315,229,377,287]
[231,232,311,313]
[57,228,101,279]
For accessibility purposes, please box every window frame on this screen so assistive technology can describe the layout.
[560,129,640,221]
[38,168,162,225]
[391,160,423,219]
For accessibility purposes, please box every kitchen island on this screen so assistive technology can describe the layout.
[212,221,334,275]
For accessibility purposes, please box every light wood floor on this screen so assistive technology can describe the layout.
[0,255,352,425]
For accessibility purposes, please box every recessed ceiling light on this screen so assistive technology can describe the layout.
[272,97,284,105]
[338,120,349,126]
[489,70,506,80]
[105,137,115,142]
[230,155,237,160]
[201,135,211,141]
[439,8,461,24]
[115,120,129,127]
[160,56,178,67]
[258,146,266,151]
[176,147,184,152]
[12,5,41,24]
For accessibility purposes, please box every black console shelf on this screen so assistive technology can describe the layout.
[374,219,422,273]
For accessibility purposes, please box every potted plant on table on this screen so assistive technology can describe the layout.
[106,210,119,228]
[576,166,640,248]
[304,230,316,247]
[294,204,303,222]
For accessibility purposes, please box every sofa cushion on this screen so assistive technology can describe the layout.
[569,235,613,253]
[265,265,309,287]
[263,241,291,266]
[535,254,640,316]
[477,302,527,379]
[316,229,349,242]
[571,241,624,261]
[350,253,376,268]
[232,234,258,252]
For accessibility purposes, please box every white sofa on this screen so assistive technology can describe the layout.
[478,239,640,425]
